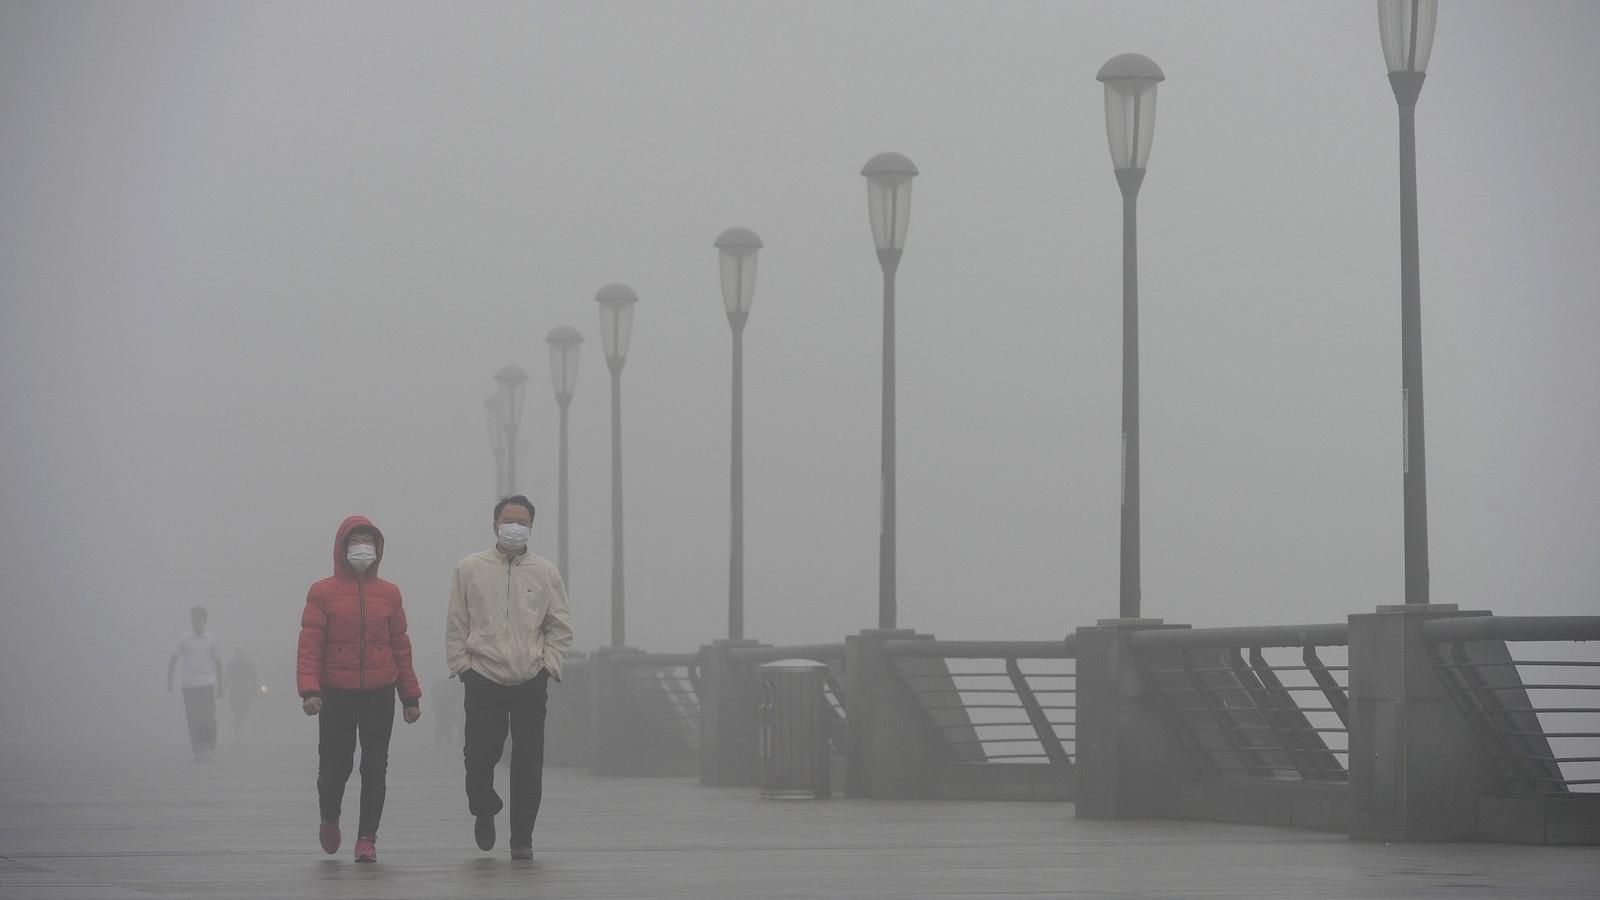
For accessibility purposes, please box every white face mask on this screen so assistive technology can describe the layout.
[346,544,377,573]
[497,523,531,550]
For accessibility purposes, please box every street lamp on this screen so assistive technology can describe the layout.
[596,283,638,647]
[861,151,917,630]
[546,326,584,584]
[484,394,507,497]
[1097,52,1164,620]
[715,226,763,641]
[1379,0,1437,605]
[493,365,530,495]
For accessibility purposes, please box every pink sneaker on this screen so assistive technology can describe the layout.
[354,835,376,863]
[319,820,340,855]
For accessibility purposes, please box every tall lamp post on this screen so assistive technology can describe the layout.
[1379,0,1437,605]
[546,326,584,584]
[596,283,638,647]
[715,226,763,641]
[861,152,917,631]
[484,394,508,497]
[1097,53,1164,620]
[493,365,529,494]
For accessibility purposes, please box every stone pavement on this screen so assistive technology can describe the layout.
[1,736,1596,900]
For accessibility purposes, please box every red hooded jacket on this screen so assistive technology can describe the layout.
[296,516,422,704]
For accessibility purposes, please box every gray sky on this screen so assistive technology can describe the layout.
[2,0,1597,755]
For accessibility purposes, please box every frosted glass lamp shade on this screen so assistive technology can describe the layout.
[1097,53,1165,171]
[861,152,918,252]
[714,227,763,315]
[1379,0,1437,74]
[595,283,639,364]
[545,326,583,399]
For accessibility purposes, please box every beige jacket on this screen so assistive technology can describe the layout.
[445,547,573,684]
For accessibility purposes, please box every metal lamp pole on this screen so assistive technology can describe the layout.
[1097,53,1164,619]
[714,227,763,641]
[484,394,508,497]
[596,283,638,647]
[546,326,584,584]
[494,365,529,494]
[861,152,918,630]
[1379,0,1438,604]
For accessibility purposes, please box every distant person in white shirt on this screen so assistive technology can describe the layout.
[166,606,222,760]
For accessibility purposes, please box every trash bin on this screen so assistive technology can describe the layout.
[758,659,831,799]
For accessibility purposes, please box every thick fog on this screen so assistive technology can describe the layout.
[2,1,1596,760]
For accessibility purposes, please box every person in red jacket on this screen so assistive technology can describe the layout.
[296,516,422,863]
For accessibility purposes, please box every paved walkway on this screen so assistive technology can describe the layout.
[1,737,1596,899]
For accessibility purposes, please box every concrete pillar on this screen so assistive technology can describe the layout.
[587,645,641,776]
[1074,618,1190,819]
[699,638,766,786]
[844,629,941,798]
[1348,603,1499,841]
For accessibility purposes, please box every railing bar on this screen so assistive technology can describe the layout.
[1485,773,1589,785]
[943,738,1053,745]
[905,680,1077,689]
[1177,724,1350,734]
[939,721,1049,730]
[912,686,1078,693]
[1128,623,1350,650]
[1446,684,1600,692]
[901,686,1039,693]
[1420,615,1600,644]
[915,704,1076,711]
[1434,660,1600,669]
[928,666,1075,672]
[1145,684,1343,694]
[1272,663,1351,670]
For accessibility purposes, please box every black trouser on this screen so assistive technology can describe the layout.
[317,685,396,837]
[181,686,217,755]
[462,669,548,847]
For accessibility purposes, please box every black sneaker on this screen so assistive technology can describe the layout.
[510,846,533,860]
[474,815,495,851]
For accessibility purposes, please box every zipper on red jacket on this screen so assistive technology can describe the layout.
[358,577,367,690]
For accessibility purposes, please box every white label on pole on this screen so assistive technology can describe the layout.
[1401,389,1409,474]
[1120,433,1127,506]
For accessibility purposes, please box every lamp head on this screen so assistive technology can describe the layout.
[595,283,639,366]
[1096,53,1165,173]
[861,152,918,253]
[545,326,584,400]
[715,227,763,316]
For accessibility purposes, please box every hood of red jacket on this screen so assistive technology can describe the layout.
[333,515,384,580]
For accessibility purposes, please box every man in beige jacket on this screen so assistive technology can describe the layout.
[445,495,573,859]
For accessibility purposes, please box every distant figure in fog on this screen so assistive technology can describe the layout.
[446,494,573,860]
[430,674,464,750]
[225,647,261,744]
[167,605,222,760]
[297,516,422,864]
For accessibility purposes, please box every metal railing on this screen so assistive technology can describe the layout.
[883,639,1075,766]
[730,644,847,756]
[613,651,703,752]
[1422,615,1600,794]
[1129,624,1351,782]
